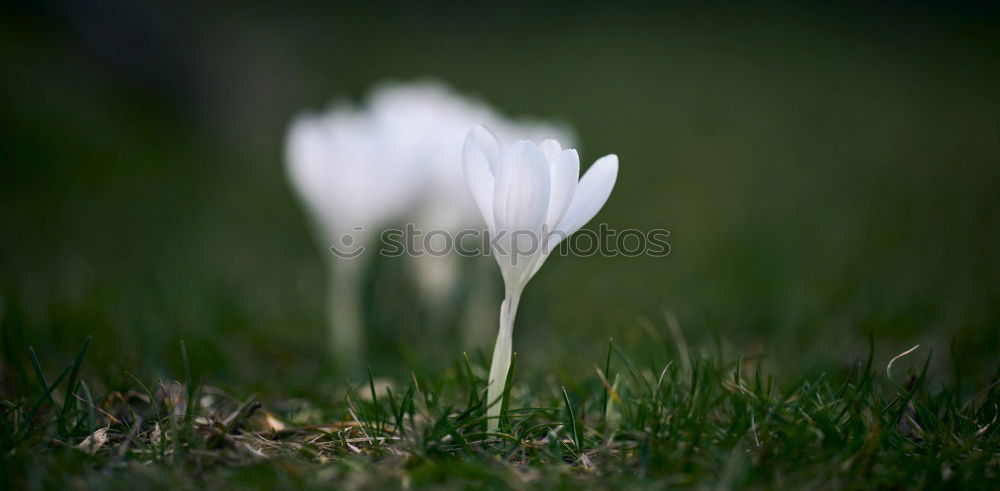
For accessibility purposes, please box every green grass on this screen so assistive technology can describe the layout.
[3,338,997,489]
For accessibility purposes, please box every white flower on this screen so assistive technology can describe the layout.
[285,105,425,243]
[463,125,618,429]
[285,108,412,367]
[284,81,574,368]
[360,83,573,306]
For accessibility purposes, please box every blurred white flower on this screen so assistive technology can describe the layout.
[286,103,426,242]
[463,126,618,429]
[284,81,574,368]
[362,83,572,306]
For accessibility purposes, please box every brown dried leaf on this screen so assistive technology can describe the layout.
[78,427,109,454]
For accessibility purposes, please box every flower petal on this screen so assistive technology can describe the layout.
[467,124,502,174]
[552,154,618,250]
[493,141,551,235]
[463,128,500,232]
[285,114,344,232]
[543,149,579,247]
[538,138,562,163]
[492,141,551,289]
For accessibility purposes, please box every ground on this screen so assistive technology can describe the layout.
[3,338,997,489]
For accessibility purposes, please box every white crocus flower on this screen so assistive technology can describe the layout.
[286,108,426,368]
[363,83,573,311]
[285,81,574,370]
[463,125,619,429]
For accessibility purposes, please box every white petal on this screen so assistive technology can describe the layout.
[285,115,337,222]
[468,125,502,174]
[492,141,551,289]
[552,154,618,251]
[543,149,579,246]
[493,141,551,235]
[538,138,562,163]
[463,129,498,232]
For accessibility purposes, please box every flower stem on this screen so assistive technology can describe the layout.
[328,261,364,373]
[486,290,520,431]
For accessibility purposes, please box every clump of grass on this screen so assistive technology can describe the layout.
[1,338,997,488]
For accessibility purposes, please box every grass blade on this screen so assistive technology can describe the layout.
[367,364,382,434]
[78,379,96,436]
[180,340,195,424]
[57,336,91,436]
[499,352,517,432]
[602,338,613,430]
[27,346,55,410]
[25,362,73,428]
[561,386,582,453]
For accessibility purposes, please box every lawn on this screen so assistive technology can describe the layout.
[3,337,998,488]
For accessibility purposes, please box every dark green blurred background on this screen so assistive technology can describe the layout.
[2,2,998,395]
